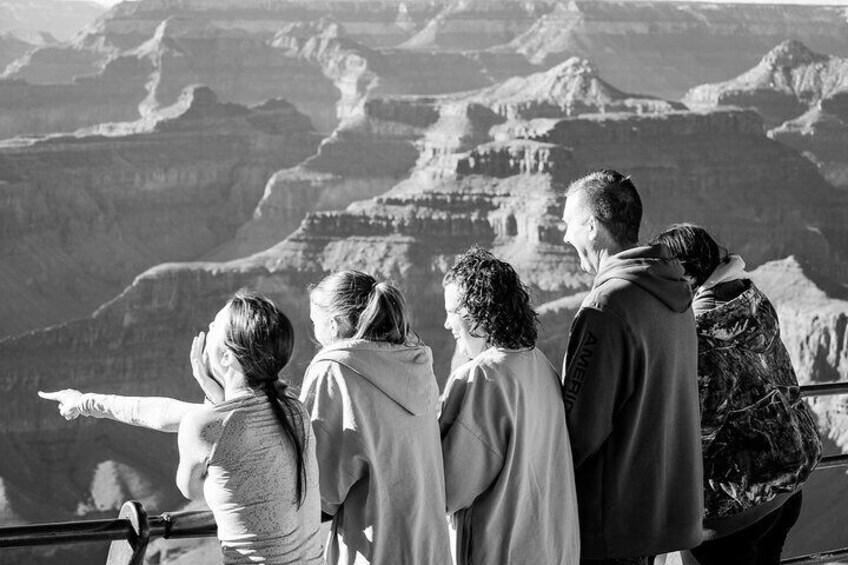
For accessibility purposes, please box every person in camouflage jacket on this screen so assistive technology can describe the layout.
[653,224,822,565]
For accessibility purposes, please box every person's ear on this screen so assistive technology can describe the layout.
[588,216,599,240]
[329,317,340,339]
[220,348,236,369]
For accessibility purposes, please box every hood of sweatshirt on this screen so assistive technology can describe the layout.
[696,281,778,354]
[308,339,438,416]
[700,254,747,292]
[593,244,693,313]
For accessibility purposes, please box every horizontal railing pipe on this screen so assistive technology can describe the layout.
[801,381,848,397]
[147,511,216,539]
[782,546,848,564]
[0,518,134,548]
[0,510,216,549]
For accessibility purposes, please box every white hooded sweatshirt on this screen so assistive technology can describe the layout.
[300,339,452,565]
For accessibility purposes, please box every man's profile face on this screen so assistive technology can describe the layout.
[562,192,597,274]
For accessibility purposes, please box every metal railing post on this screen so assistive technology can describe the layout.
[105,501,149,565]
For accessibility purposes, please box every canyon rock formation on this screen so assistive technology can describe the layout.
[0,85,320,337]
[685,40,848,190]
[0,0,105,41]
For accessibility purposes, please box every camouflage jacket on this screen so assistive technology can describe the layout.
[695,279,822,520]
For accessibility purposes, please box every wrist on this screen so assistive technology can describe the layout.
[78,393,100,417]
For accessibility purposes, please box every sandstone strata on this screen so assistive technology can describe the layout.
[684,40,848,128]
[0,0,106,42]
[0,86,320,337]
[683,40,848,191]
[221,57,674,260]
[0,33,39,74]
[508,2,848,100]
[770,97,848,190]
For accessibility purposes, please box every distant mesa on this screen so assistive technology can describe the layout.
[769,98,848,190]
[508,2,848,100]
[0,0,107,42]
[684,39,848,128]
[0,85,321,338]
[397,0,543,52]
[471,57,686,120]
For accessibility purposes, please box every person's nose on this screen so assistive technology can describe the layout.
[443,317,451,331]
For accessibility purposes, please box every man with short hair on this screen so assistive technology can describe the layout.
[560,169,704,564]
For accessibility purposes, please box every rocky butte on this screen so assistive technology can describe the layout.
[5,0,848,142]
[0,85,320,338]
[684,40,848,191]
[0,0,105,42]
[219,57,682,261]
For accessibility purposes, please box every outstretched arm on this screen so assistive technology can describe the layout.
[37,330,224,433]
[39,390,201,433]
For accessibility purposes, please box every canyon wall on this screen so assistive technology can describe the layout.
[0,86,320,337]
[684,40,848,191]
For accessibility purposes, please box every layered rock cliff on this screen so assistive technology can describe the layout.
[0,0,106,42]
[0,32,39,73]
[508,1,848,100]
[0,85,320,338]
[770,97,848,190]
[7,1,848,143]
[683,40,848,191]
[220,57,676,260]
[684,40,848,128]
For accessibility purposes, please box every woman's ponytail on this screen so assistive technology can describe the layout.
[223,290,309,507]
[263,380,308,508]
[310,272,412,345]
[352,282,410,344]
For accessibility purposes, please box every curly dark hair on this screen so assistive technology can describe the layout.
[443,246,538,349]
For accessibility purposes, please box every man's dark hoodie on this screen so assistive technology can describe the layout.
[562,244,704,559]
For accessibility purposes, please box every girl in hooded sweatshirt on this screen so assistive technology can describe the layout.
[651,224,822,565]
[302,270,452,565]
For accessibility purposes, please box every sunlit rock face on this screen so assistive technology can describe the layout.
[770,94,848,190]
[684,40,848,129]
[221,57,674,261]
[0,0,106,42]
[0,32,41,73]
[6,0,848,143]
[683,41,848,192]
[0,86,320,338]
[509,1,848,101]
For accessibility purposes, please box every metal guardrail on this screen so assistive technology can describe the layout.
[0,501,216,565]
[782,547,848,564]
[1,381,848,563]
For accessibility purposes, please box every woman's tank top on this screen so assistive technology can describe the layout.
[205,394,323,564]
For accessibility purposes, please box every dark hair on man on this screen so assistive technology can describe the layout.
[443,247,538,349]
[309,270,411,345]
[650,223,729,288]
[566,169,642,246]
[224,289,309,507]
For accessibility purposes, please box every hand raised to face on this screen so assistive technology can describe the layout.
[191,331,225,404]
